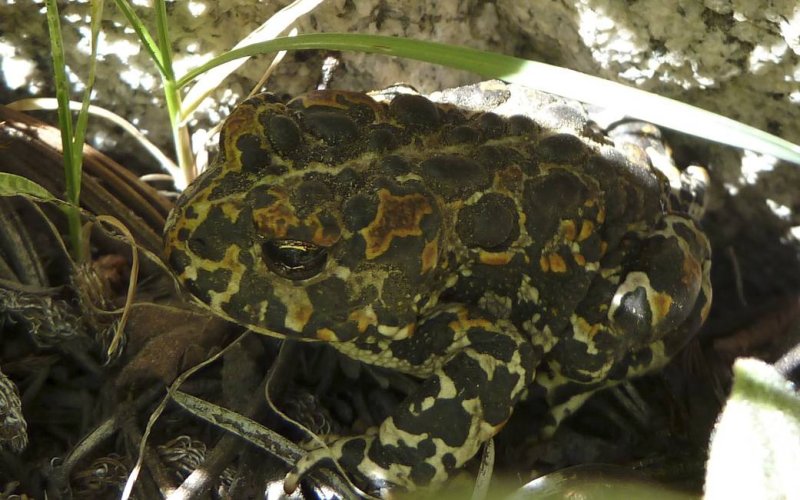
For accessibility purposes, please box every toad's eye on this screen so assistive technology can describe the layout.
[262,239,328,280]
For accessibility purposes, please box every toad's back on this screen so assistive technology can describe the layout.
[164,85,711,494]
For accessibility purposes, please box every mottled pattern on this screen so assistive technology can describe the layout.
[163,87,712,495]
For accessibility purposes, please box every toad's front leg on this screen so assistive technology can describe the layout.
[285,306,538,496]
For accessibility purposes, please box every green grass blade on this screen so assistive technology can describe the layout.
[72,0,104,170]
[44,0,83,259]
[0,173,60,202]
[112,0,168,76]
[153,0,175,80]
[111,0,192,185]
[150,0,194,185]
[180,0,324,121]
[44,0,74,173]
[177,33,800,166]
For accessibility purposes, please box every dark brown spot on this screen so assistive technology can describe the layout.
[535,133,589,164]
[507,115,538,135]
[176,227,191,242]
[444,125,480,145]
[389,94,440,129]
[208,171,251,200]
[191,267,232,300]
[167,248,191,274]
[523,170,591,243]
[367,124,403,152]
[302,110,359,145]
[291,180,334,218]
[267,114,302,153]
[474,145,524,169]
[476,112,505,139]
[342,193,378,231]
[420,154,489,200]
[187,205,236,261]
[378,155,412,176]
[235,134,272,172]
[456,193,519,250]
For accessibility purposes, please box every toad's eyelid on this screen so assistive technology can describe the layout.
[280,242,315,251]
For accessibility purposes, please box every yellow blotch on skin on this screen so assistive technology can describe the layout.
[309,213,341,247]
[540,253,567,273]
[348,308,378,334]
[421,238,439,273]
[574,316,602,340]
[578,220,594,241]
[252,191,299,238]
[651,291,674,323]
[596,206,607,224]
[681,253,702,286]
[360,189,433,260]
[221,203,242,223]
[560,220,577,241]
[287,303,313,333]
[479,250,514,266]
[448,308,494,334]
[222,101,276,170]
[279,286,314,333]
[220,245,242,272]
[316,328,338,341]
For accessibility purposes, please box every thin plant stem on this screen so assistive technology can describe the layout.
[44,0,83,260]
[154,0,194,183]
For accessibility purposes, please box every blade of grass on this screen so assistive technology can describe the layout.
[177,33,800,166]
[44,0,83,260]
[112,0,192,185]
[153,0,194,185]
[246,29,294,100]
[93,215,138,362]
[153,0,174,82]
[72,0,104,178]
[112,0,167,76]
[180,0,324,120]
[171,390,303,461]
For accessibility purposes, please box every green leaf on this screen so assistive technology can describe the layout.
[0,173,59,202]
[705,358,800,499]
[177,33,800,166]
